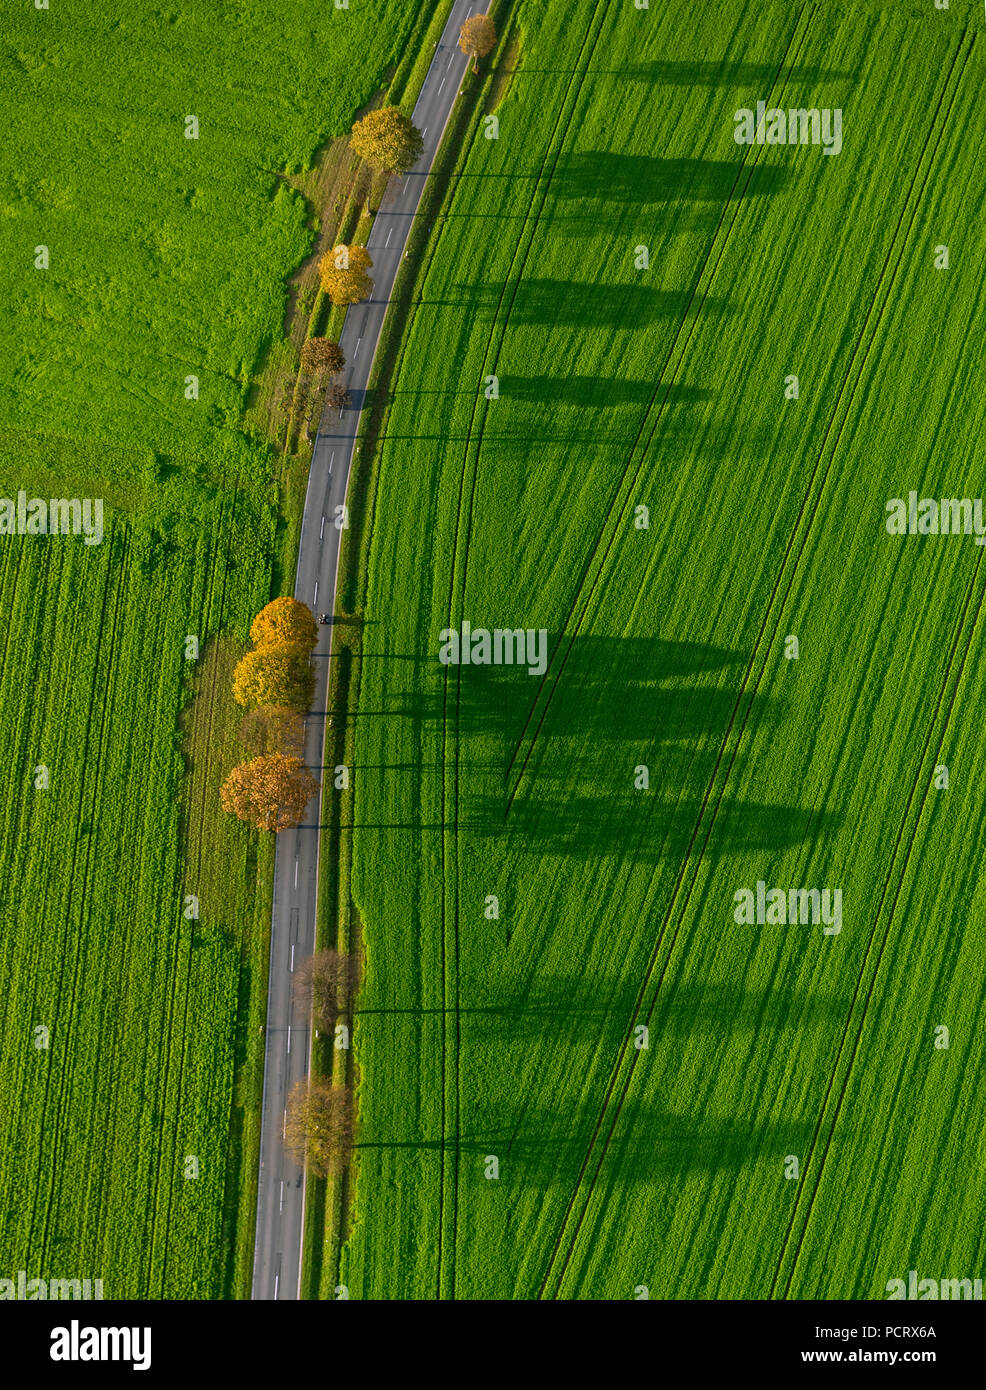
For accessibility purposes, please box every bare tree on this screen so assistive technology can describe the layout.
[293,948,358,1029]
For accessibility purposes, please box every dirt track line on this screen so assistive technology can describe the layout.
[774,543,986,1295]
[160,481,238,1294]
[437,0,611,1299]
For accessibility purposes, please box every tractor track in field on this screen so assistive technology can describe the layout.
[772,529,986,1296]
[7,541,66,1263]
[0,541,57,1231]
[534,24,973,1301]
[436,0,612,1298]
[35,528,129,1274]
[160,480,237,1294]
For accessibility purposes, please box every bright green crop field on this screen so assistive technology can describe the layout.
[0,3,417,1296]
[338,0,986,1297]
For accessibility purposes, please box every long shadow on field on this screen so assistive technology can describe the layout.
[552,153,790,205]
[350,634,745,740]
[442,278,730,328]
[352,635,739,684]
[475,791,841,865]
[339,634,841,860]
[352,378,712,416]
[378,676,781,747]
[590,58,854,86]
[356,1097,813,1187]
[357,976,847,1042]
[495,376,713,409]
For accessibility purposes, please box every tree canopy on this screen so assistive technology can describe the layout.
[220,754,319,832]
[459,14,497,71]
[284,1078,353,1176]
[239,705,306,759]
[249,596,319,652]
[232,642,314,711]
[319,243,373,305]
[350,106,424,176]
[299,337,345,376]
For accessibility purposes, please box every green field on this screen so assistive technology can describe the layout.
[336,0,986,1297]
[0,2,417,1296]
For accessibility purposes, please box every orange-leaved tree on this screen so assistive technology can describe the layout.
[459,13,497,73]
[220,754,319,832]
[299,337,345,377]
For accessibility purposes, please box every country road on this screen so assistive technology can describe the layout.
[251,0,485,1302]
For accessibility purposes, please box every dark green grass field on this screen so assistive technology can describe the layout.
[0,2,416,1296]
[338,0,986,1297]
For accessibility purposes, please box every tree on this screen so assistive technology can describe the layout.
[319,244,373,305]
[293,948,359,1029]
[249,596,318,652]
[325,380,350,412]
[220,754,319,832]
[239,705,306,759]
[299,337,345,376]
[232,642,314,711]
[349,107,423,209]
[284,1078,353,1176]
[459,13,497,73]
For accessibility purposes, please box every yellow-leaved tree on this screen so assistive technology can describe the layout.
[232,642,314,711]
[319,244,373,306]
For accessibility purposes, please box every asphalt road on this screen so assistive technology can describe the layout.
[251,0,485,1302]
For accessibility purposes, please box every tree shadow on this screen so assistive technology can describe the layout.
[357,975,847,1042]
[342,634,841,860]
[552,152,790,205]
[475,790,842,865]
[496,376,713,409]
[595,58,855,85]
[442,278,730,328]
[357,1097,814,1187]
